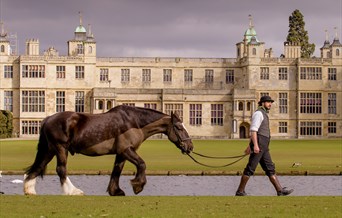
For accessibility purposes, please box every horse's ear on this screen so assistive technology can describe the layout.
[171,111,181,123]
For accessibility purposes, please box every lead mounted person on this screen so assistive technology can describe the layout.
[235,96,294,196]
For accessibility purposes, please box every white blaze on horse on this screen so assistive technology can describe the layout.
[24,105,193,196]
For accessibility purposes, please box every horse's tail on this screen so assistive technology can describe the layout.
[24,120,50,178]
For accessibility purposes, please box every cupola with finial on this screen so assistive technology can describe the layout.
[330,27,341,59]
[320,29,331,58]
[68,11,97,57]
[0,21,11,56]
[75,11,87,41]
[236,15,267,59]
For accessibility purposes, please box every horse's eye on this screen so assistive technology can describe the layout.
[175,124,182,130]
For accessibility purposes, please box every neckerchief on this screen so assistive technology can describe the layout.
[258,106,269,113]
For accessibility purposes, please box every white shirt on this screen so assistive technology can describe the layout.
[250,111,264,132]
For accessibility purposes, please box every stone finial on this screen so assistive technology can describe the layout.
[334,27,339,40]
[79,11,83,26]
[248,14,254,28]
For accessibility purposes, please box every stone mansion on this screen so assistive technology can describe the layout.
[0,16,341,139]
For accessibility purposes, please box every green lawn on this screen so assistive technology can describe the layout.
[1,196,341,218]
[0,139,341,175]
[1,139,341,217]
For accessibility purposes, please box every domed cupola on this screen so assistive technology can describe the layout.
[244,15,259,44]
[236,15,266,58]
[74,12,87,41]
[75,25,86,33]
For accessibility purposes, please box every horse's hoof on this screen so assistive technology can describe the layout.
[107,187,126,196]
[24,187,37,195]
[132,185,143,195]
[114,189,126,196]
[130,180,144,194]
[68,188,84,196]
[23,178,37,195]
[74,189,84,195]
[24,191,36,195]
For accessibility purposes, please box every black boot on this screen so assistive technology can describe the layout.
[235,175,249,196]
[277,187,294,196]
[269,175,293,196]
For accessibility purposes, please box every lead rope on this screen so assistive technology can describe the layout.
[186,152,248,168]
[192,151,247,159]
[172,125,247,168]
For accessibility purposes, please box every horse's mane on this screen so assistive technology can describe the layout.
[107,105,165,115]
[107,105,168,128]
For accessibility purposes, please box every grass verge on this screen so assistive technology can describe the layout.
[1,195,341,218]
[0,139,341,175]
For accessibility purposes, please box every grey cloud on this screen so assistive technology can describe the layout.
[2,0,341,58]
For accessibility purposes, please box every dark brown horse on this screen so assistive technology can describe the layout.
[24,105,193,196]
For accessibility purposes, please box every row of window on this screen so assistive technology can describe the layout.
[22,65,46,78]
[2,91,337,116]
[20,102,223,135]
[20,119,337,136]
[238,92,337,114]
[102,68,234,84]
[2,90,84,113]
[4,65,235,83]
[300,67,322,80]
[259,67,337,81]
[299,93,337,114]
[279,121,336,135]
[3,65,338,82]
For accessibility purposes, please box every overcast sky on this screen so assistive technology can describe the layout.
[1,0,341,58]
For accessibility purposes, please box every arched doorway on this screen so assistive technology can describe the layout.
[239,126,246,138]
[239,122,250,139]
[106,100,112,110]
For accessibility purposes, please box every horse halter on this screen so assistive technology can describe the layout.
[172,124,191,151]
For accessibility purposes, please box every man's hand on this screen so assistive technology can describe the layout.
[253,145,260,153]
[250,131,260,154]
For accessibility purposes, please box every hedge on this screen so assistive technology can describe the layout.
[0,110,13,138]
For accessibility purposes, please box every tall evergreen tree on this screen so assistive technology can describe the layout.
[286,9,315,58]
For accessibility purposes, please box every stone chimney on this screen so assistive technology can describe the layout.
[25,39,40,56]
[283,41,301,58]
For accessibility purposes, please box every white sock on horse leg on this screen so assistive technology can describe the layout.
[62,177,84,195]
[23,175,37,195]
